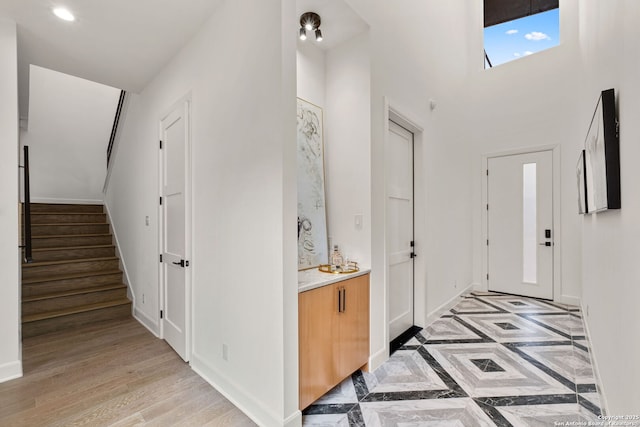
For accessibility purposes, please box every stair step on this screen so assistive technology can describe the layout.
[22,257,120,280]
[29,213,107,224]
[28,203,104,213]
[23,285,128,316]
[31,223,110,237]
[22,299,131,338]
[22,270,123,296]
[28,245,115,262]
[31,234,113,249]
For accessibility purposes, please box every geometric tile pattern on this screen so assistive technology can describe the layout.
[302,291,604,427]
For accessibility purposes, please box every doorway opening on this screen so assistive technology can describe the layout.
[483,146,561,300]
[385,107,424,354]
[158,96,192,361]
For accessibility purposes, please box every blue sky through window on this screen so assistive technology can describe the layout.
[484,8,559,68]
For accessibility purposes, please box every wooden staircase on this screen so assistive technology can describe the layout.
[22,203,131,338]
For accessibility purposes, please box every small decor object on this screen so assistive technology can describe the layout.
[330,245,344,267]
[297,98,328,269]
[318,261,359,275]
[577,149,588,214]
[584,88,620,213]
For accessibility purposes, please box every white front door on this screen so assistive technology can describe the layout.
[487,150,553,299]
[387,120,415,341]
[160,101,190,361]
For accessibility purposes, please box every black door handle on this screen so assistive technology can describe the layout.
[172,259,185,267]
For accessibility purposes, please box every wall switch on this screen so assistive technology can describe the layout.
[145,216,150,226]
[222,344,229,361]
[354,214,363,230]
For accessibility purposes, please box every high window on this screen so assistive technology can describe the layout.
[484,0,559,68]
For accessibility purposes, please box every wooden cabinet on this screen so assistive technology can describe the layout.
[299,273,369,410]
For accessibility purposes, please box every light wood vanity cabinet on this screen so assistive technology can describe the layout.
[299,273,370,410]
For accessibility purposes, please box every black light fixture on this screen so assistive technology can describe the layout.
[299,12,322,42]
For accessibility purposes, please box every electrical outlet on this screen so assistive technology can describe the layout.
[145,215,150,226]
[142,294,145,304]
[222,344,229,361]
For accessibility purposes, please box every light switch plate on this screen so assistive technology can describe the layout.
[354,214,363,230]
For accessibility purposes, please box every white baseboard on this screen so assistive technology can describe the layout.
[471,282,485,292]
[425,284,473,325]
[0,360,22,383]
[284,410,302,427]
[29,197,103,205]
[133,307,160,337]
[558,295,580,307]
[191,353,290,427]
[580,302,609,415]
[368,346,388,372]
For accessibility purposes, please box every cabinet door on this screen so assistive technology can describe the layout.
[299,283,339,410]
[337,274,370,379]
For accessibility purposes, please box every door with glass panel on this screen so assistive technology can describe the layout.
[487,151,553,299]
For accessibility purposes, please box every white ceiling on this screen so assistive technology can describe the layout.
[296,0,368,51]
[0,0,368,118]
[0,0,223,117]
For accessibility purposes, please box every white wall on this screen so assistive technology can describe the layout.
[0,18,22,383]
[105,0,299,425]
[578,0,640,413]
[296,34,372,268]
[21,66,120,204]
[345,0,475,368]
[465,0,584,305]
[325,32,371,269]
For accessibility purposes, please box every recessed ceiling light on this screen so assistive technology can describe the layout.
[53,7,75,22]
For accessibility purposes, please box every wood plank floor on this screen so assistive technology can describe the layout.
[0,318,257,426]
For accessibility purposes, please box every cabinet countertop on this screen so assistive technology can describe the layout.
[298,268,371,293]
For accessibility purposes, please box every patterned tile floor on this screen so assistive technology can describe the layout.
[302,291,603,426]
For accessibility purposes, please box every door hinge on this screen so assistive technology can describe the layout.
[160,310,164,319]
[486,273,489,280]
[486,239,489,246]
[410,252,417,258]
[486,170,489,176]
[486,204,489,210]
[159,140,163,149]
[410,240,415,247]
[160,254,163,262]
[159,197,163,205]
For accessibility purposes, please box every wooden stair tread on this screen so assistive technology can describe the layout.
[32,233,111,239]
[23,283,127,303]
[22,256,118,268]
[29,212,106,215]
[22,269,122,285]
[31,244,114,252]
[31,222,109,226]
[22,298,131,323]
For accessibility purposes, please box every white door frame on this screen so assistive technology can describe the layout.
[158,93,193,361]
[481,144,562,301]
[383,97,426,351]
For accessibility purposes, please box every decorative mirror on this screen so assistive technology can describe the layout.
[297,98,328,270]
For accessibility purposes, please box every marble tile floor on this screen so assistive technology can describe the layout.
[302,291,603,427]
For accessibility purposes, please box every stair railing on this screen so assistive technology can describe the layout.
[107,90,126,167]
[22,145,33,263]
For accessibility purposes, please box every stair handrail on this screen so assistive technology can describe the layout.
[107,90,126,167]
[23,145,33,263]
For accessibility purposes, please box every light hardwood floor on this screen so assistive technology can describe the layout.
[0,318,256,426]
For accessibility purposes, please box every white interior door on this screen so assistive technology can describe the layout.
[161,101,190,361]
[387,120,415,341]
[487,150,553,299]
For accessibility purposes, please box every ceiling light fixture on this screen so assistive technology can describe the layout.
[53,7,75,22]
[299,12,322,43]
